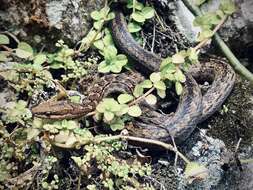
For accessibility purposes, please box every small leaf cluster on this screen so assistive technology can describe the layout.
[49,40,87,81]
[91,6,115,30]
[159,49,199,95]
[1,100,32,125]
[194,0,236,41]
[72,141,153,190]
[97,37,128,73]
[86,6,128,73]
[42,120,93,147]
[95,97,141,131]
[133,72,166,103]
[127,0,155,33]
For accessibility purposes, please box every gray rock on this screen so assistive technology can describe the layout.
[0,0,104,49]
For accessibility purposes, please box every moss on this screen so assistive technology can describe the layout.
[207,76,253,148]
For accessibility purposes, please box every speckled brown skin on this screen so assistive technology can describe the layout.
[31,71,144,119]
[32,11,235,144]
[111,11,236,143]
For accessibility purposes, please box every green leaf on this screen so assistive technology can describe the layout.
[141,7,155,19]
[187,48,199,63]
[175,81,183,95]
[157,89,166,98]
[174,69,186,83]
[110,118,125,131]
[16,42,33,58]
[91,10,102,20]
[154,80,166,90]
[117,94,134,104]
[145,94,157,105]
[150,72,161,83]
[116,104,129,116]
[115,54,128,66]
[93,39,104,50]
[104,45,117,60]
[0,34,9,45]
[140,79,153,88]
[197,29,213,41]
[127,0,144,10]
[128,105,142,117]
[33,54,47,65]
[128,22,142,33]
[220,0,236,15]
[110,63,122,73]
[103,33,114,46]
[94,20,103,30]
[104,111,114,122]
[133,84,144,97]
[131,12,146,23]
[98,60,110,73]
[172,53,185,64]
[106,12,115,20]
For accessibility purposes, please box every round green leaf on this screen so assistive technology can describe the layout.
[154,81,166,90]
[133,84,144,97]
[128,105,142,117]
[140,79,153,89]
[131,12,145,23]
[141,7,155,19]
[104,45,117,60]
[110,118,125,131]
[145,94,157,105]
[128,22,142,33]
[0,34,9,45]
[104,111,114,122]
[93,39,104,50]
[34,54,47,65]
[94,20,103,30]
[117,94,134,104]
[157,89,166,98]
[91,10,102,20]
[98,61,110,73]
[16,42,33,58]
[150,72,161,83]
[175,81,183,95]
[116,104,129,116]
[174,69,186,83]
[106,12,115,20]
[115,54,128,66]
[110,63,123,73]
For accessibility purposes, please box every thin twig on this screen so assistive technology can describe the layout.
[193,15,228,51]
[129,87,155,106]
[54,134,190,164]
[151,25,156,53]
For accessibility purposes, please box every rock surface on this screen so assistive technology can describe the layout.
[0,0,104,49]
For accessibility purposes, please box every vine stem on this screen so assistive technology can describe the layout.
[181,0,253,83]
[193,15,228,51]
[129,87,155,106]
[54,135,190,164]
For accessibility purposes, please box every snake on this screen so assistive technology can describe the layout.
[31,11,236,144]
